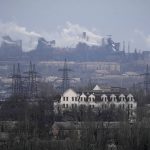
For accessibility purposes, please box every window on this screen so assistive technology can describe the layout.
[113,97,116,102]
[72,104,74,108]
[63,104,65,108]
[92,97,95,101]
[89,97,91,102]
[120,96,125,101]
[123,97,125,101]
[102,104,107,109]
[80,97,83,101]
[72,97,74,101]
[75,97,77,101]
[110,103,115,108]
[66,97,68,101]
[84,98,86,102]
[122,104,125,109]
[120,104,125,109]
[81,104,85,108]
[66,104,68,108]
[92,105,94,108]
[128,104,130,109]
[131,104,133,109]
[63,97,65,101]
[129,111,133,116]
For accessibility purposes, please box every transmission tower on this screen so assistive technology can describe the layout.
[11,63,23,96]
[11,62,39,98]
[59,59,72,93]
[25,61,38,98]
[133,64,150,96]
[142,64,150,96]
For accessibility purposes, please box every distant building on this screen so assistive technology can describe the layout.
[80,61,120,73]
[54,85,137,118]
[36,37,55,49]
[0,36,22,59]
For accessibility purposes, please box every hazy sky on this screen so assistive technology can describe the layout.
[0,0,150,51]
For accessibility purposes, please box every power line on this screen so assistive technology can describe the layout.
[131,64,150,96]
[11,62,39,98]
[58,59,72,93]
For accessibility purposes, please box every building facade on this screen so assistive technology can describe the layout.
[54,85,137,118]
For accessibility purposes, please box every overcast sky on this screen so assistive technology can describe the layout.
[0,0,150,51]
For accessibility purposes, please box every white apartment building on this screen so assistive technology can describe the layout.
[54,85,137,117]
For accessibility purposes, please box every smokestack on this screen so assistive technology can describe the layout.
[123,41,125,52]
[128,41,130,53]
[82,32,86,40]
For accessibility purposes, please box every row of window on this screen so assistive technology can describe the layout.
[62,103,134,109]
[72,97,78,101]
[102,103,133,109]
[63,96,134,102]
[63,97,68,101]
[62,104,95,108]
[63,104,68,108]
[63,97,78,101]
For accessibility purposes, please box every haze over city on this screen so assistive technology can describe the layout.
[0,0,150,51]
[0,1,150,150]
